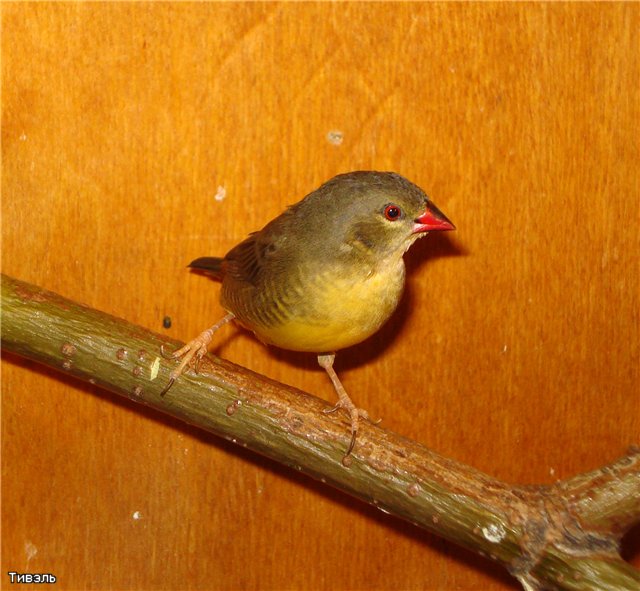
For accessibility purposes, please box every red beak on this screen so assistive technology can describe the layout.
[413,201,455,233]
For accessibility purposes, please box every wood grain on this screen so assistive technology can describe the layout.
[2,3,638,590]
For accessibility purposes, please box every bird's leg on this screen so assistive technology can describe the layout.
[318,353,372,458]
[160,312,235,396]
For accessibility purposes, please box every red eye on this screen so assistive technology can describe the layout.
[384,204,402,221]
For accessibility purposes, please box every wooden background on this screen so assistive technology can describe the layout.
[2,3,638,590]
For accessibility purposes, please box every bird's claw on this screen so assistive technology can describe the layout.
[323,401,379,424]
[159,377,175,397]
[159,344,174,360]
[159,337,210,397]
[323,401,380,458]
[158,316,233,398]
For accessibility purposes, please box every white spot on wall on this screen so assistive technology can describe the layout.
[25,541,38,564]
[326,130,344,145]
[214,185,226,202]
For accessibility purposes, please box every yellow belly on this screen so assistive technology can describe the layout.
[247,262,405,353]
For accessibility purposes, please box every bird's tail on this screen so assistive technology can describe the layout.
[188,257,225,280]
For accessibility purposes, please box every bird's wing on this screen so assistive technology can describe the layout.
[222,231,284,286]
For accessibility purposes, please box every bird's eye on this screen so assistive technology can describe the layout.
[383,204,402,221]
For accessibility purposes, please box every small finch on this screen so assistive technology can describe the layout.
[162,171,455,457]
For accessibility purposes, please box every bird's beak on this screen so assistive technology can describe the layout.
[413,201,456,233]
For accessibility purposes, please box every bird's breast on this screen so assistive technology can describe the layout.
[239,258,407,353]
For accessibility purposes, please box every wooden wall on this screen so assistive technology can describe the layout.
[2,3,638,589]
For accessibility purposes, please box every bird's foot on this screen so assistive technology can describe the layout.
[159,330,214,396]
[317,352,381,461]
[159,313,235,396]
[324,400,380,459]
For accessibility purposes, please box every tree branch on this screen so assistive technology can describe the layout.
[2,273,639,590]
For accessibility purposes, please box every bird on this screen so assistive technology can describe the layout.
[160,171,454,458]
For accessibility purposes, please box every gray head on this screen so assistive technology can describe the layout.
[293,171,454,258]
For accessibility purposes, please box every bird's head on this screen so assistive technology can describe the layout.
[303,171,455,260]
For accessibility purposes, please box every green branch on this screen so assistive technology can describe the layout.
[2,274,639,590]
